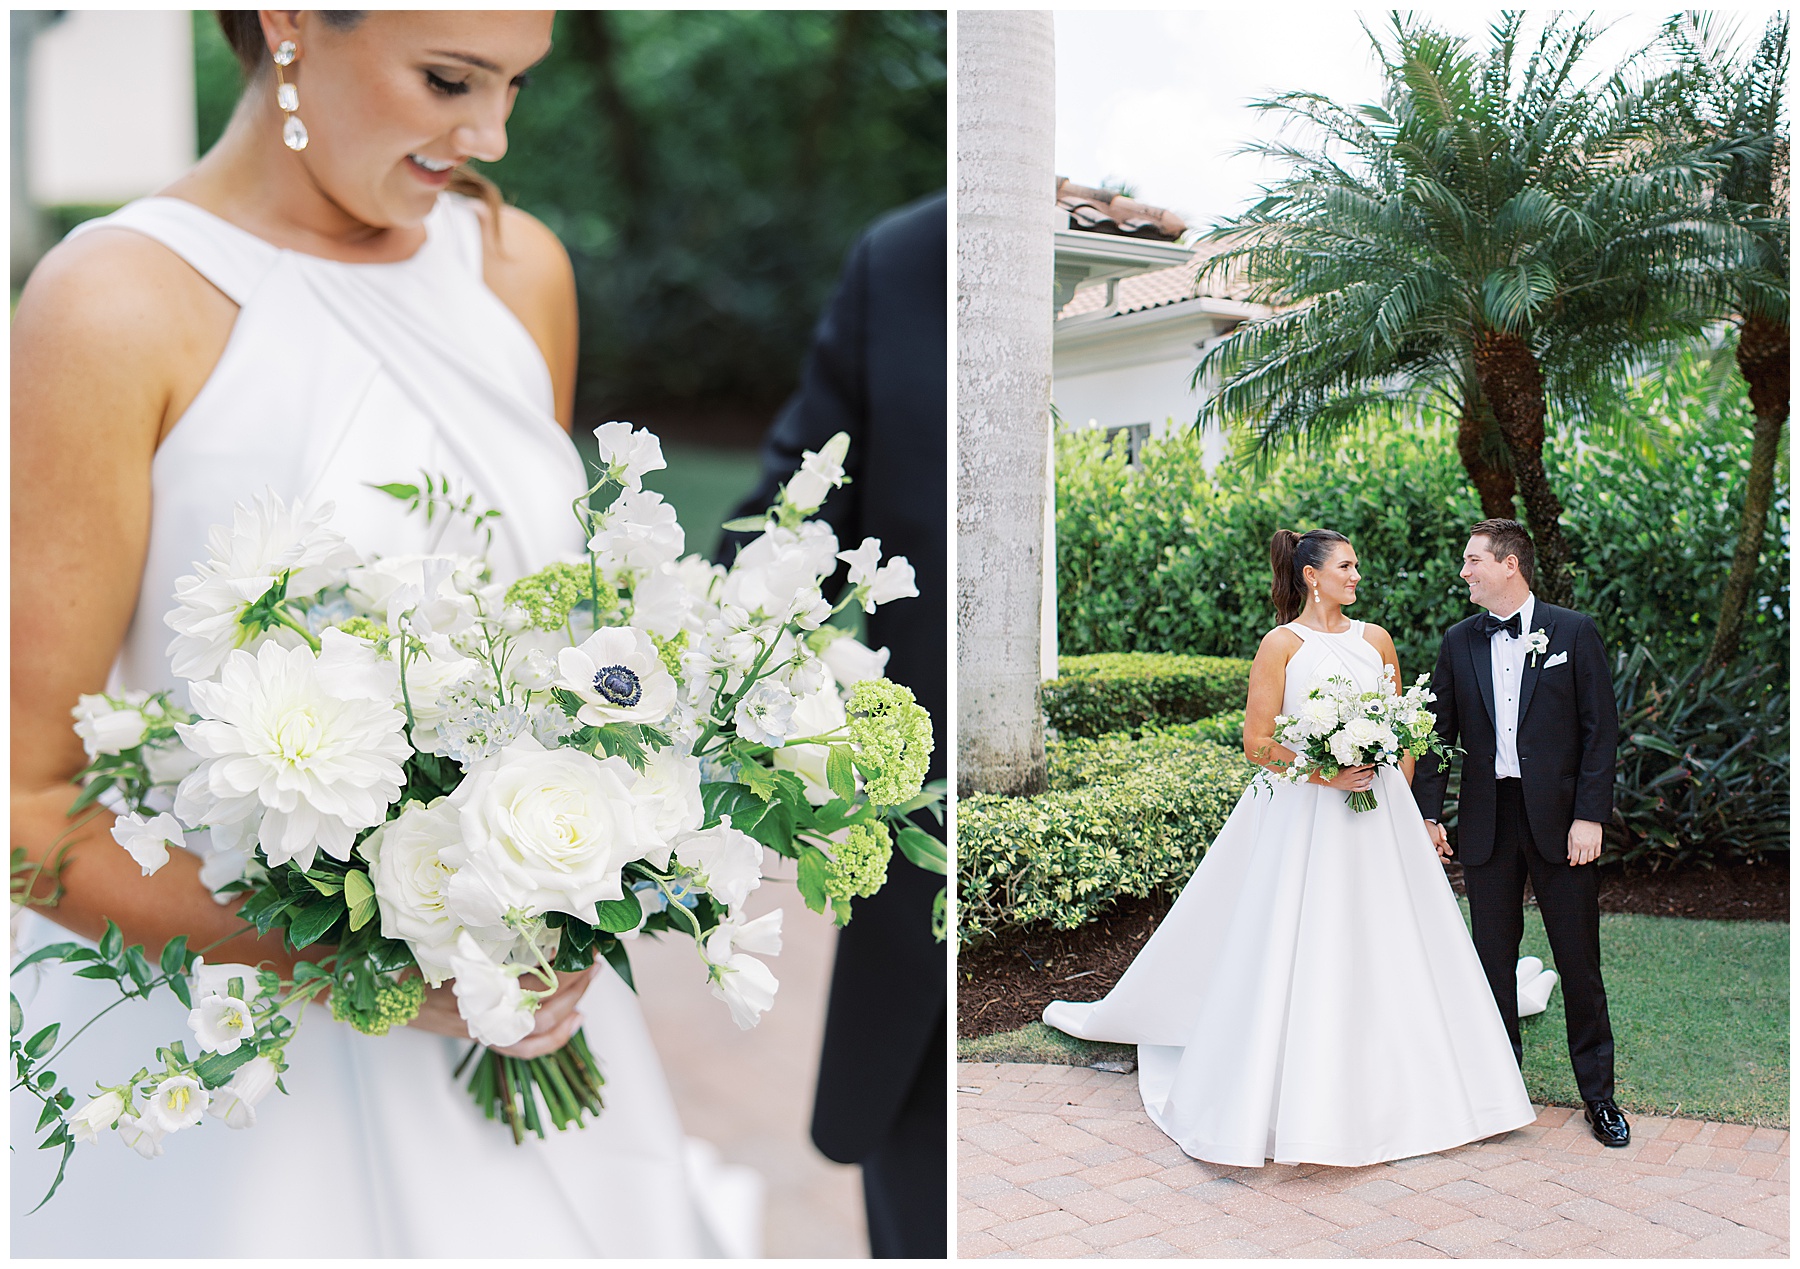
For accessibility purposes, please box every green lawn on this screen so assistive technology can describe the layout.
[958,908,1789,1127]
[637,442,763,563]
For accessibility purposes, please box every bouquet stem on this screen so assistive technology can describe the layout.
[1346,790,1379,813]
[464,1028,606,1143]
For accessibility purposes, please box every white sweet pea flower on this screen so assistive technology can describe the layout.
[348,554,481,638]
[781,432,851,514]
[197,838,256,899]
[111,812,186,877]
[165,492,362,681]
[735,680,797,746]
[627,564,695,639]
[589,488,685,574]
[819,634,890,690]
[447,932,536,1048]
[116,1112,167,1159]
[69,1091,125,1145]
[556,626,677,728]
[632,748,703,868]
[705,909,783,1029]
[864,557,919,612]
[142,737,203,786]
[72,693,151,757]
[442,738,651,928]
[773,685,849,805]
[205,1055,280,1130]
[145,1075,209,1133]
[592,421,667,490]
[187,993,257,1055]
[721,524,839,624]
[674,818,765,910]
[836,537,882,585]
[173,630,410,872]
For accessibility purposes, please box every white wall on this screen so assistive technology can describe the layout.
[1053,347,1228,465]
[28,11,195,206]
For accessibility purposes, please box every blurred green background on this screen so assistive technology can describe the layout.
[193,10,947,544]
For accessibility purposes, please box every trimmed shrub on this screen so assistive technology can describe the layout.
[1042,653,1252,737]
[957,728,1254,945]
[1057,360,1788,674]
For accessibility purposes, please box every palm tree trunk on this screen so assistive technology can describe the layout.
[1456,401,1518,520]
[1470,331,1575,605]
[1706,312,1790,670]
[956,10,1055,797]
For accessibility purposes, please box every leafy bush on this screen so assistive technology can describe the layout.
[1042,653,1252,737]
[957,728,1253,945]
[1057,359,1788,674]
[1608,646,1788,869]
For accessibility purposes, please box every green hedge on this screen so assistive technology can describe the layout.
[957,726,1254,945]
[1057,354,1788,675]
[1042,653,1252,737]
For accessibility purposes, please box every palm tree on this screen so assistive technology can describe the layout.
[1195,14,1748,605]
[1658,13,1790,670]
[956,10,1055,797]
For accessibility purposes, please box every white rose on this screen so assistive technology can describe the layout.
[111,812,186,877]
[1343,717,1384,750]
[556,626,677,728]
[1328,730,1360,767]
[205,1055,280,1130]
[705,909,783,1029]
[69,1091,125,1145]
[362,800,516,986]
[145,1075,209,1133]
[187,993,257,1055]
[72,694,149,757]
[443,738,650,926]
[448,932,536,1048]
[675,818,765,911]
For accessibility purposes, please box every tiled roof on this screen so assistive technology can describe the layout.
[1056,178,1187,241]
[1059,246,1252,319]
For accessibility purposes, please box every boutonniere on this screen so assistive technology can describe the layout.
[1524,628,1550,667]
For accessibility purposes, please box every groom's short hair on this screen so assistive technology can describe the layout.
[1470,518,1535,583]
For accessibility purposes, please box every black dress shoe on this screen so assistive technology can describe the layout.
[1585,1098,1631,1147]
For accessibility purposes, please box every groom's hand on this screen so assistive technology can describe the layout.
[1424,819,1452,861]
[1567,819,1604,867]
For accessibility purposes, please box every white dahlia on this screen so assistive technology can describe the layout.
[173,630,409,871]
[165,492,362,681]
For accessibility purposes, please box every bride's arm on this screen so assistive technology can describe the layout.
[1364,624,1416,784]
[480,203,579,432]
[1243,628,1304,772]
[11,234,296,972]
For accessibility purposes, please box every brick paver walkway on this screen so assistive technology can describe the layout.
[959,1062,1788,1258]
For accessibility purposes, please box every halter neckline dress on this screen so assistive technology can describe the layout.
[11,194,758,1257]
[1044,620,1536,1167]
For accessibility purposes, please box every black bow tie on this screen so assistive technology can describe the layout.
[1480,611,1522,639]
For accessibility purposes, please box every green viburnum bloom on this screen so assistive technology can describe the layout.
[333,616,390,651]
[827,821,892,901]
[330,974,426,1036]
[507,561,616,631]
[846,679,933,806]
[652,629,689,679]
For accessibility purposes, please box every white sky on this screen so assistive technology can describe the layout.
[1053,9,1777,233]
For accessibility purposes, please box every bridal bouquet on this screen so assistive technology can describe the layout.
[13,423,943,1201]
[1272,667,1450,812]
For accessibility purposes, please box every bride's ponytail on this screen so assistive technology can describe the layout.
[1270,528,1351,624]
[1270,530,1304,624]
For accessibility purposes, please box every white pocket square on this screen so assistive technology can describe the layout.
[1542,650,1568,668]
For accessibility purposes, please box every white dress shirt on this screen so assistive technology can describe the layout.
[1489,592,1536,779]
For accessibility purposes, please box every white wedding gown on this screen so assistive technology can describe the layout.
[1044,620,1536,1167]
[11,195,759,1257]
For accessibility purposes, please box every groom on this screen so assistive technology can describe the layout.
[1413,519,1629,1147]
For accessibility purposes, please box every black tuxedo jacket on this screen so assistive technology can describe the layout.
[1412,600,1618,866]
[718,191,947,1163]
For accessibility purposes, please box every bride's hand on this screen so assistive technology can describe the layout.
[1317,764,1376,793]
[405,964,599,1059]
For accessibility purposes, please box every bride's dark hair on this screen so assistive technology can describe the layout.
[1269,528,1350,624]
[214,11,504,222]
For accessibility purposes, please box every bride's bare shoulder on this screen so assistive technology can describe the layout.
[473,199,577,428]
[1255,624,1304,662]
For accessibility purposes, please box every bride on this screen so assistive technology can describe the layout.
[1043,528,1537,1168]
[12,12,751,1256]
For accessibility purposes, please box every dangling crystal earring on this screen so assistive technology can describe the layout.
[273,40,308,151]
[1312,585,1321,604]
